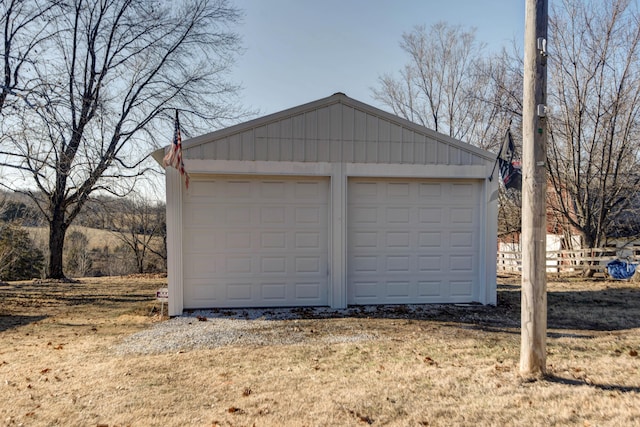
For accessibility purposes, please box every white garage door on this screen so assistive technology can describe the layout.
[348,178,481,304]
[182,176,329,308]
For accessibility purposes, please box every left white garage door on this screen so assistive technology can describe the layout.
[182,176,329,308]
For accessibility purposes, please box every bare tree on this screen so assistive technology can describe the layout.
[372,22,516,150]
[0,0,244,278]
[498,190,522,239]
[0,0,58,114]
[108,195,165,274]
[64,229,91,277]
[547,0,640,249]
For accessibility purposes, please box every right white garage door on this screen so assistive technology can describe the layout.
[348,178,481,304]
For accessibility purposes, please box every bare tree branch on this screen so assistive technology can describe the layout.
[0,0,246,278]
[547,0,640,249]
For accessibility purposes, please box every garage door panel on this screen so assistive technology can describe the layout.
[451,182,475,197]
[450,231,474,248]
[294,181,325,198]
[419,208,443,223]
[350,181,378,199]
[386,232,411,248]
[419,232,442,248]
[295,232,321,249]
[352,231,378,248]
[418,183,442,197]
[295,282,323,299]
[261,283,286,300]
[352,207,377,223]
[185,280,219,307]
[260,181,286,198]
[418,255,443,272]
[183,176,329,308]
[184,229,218,252]
[386,207,410,223]
[260,256,286,274]
[184,255,217,278]
[295,207,322,224]
[224,180,253,198]
[185,278,328,308]
[386,255,411,272]
[387,281,410,297]
[294,256,321,274]
[418,281,442,297]
[260,232,286,249]
[451,207,475,224]
[451,281,473,297]
[386,182,410,197]
[260,206,286,224]
[352,256,378,273]
[227,283,253,301]
[225,256,253,274]
[353,282,378,299]
[226,231,252,249]
[348,178,481,304]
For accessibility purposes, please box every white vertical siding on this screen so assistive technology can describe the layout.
[183,102,489,167]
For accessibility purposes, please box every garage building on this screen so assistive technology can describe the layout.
[155,93,498,316]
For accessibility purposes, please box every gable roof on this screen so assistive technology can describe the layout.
[154,93,495,167]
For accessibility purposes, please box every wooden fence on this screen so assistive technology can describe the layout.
[497,246,640,275]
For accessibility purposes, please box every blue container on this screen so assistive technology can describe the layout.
[606,259,637,280]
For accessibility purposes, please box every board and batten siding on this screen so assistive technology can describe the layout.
[183,103,482,166]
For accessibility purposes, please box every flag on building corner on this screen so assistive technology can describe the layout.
[163,110,190,189]
[498,129,521,190]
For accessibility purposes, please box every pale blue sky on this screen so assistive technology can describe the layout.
[232,0,525,116]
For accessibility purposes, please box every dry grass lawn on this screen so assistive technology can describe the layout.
[1,274,639,426]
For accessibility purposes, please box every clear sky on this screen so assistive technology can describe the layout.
[232,0,525,117]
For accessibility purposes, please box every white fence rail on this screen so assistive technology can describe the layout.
[497,246,640,274]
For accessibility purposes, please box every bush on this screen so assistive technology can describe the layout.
[0,223,45,281]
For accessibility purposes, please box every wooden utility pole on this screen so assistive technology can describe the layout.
[520,0,548,378]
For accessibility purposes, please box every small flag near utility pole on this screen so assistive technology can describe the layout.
[497,129,522,191]
[163,110,190,189]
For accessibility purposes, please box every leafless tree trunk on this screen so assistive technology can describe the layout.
[0,0,245,278]
[547,0,640,251]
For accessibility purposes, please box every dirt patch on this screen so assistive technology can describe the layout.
[1,274,639,426]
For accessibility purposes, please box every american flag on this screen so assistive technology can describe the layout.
[163,110,190,189]
[498,129,521,190]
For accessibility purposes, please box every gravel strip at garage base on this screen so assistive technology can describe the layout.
[113,306,389,355]
[113,303,495,355]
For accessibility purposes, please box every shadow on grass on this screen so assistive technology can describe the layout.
[545,374,640,394]
[0,281,154,306]
[186,282,640,333]
[498,283,640,331]
[0,315,48,332]
[3,278,640,333]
